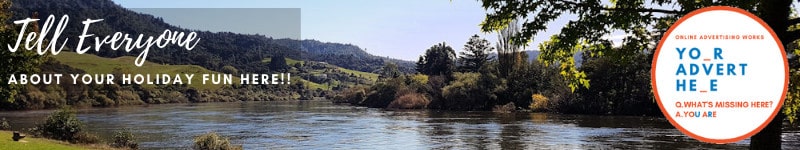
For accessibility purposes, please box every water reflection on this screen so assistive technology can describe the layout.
[0,101,794,149]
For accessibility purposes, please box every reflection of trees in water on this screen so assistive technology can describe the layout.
[412,111,750,149]
[570,114,673,129]
[462,125,492,149]
[580,127,748,149]
[415,111,537,149]
[2,101,767,149]
[418,110,458,149]
[567,114,748,149]
[498,113,525,149]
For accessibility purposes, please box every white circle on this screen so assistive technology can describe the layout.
[654,8,786,142]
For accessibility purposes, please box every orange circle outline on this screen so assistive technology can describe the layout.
[651,6,789,144]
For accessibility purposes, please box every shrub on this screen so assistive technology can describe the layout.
[73,131,101,144]
[221,65,239,74]
[408,74,429,87]
[332,86,367,104]
[194,132,242,150]
[111,129,139,149]
[0,117,10,130]
[165,91,189,103]
[361,83,398,108]
[114,90,144,106]
[441,73,498,110]
[36,108,84,142]
[388,92,429,109]
[492,102,516,113]
[529,94,549,111]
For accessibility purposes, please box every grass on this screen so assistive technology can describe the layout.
[53,52,231,90]
[263,57,379,90]
[300,79,328,90]
[337,67,378,81]
[54,53,379,91]
[57,52,335,91]
[0,131,112,150]
[262,57,304,65]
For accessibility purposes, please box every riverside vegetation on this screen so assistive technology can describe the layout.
[1,108,242,150]
[0,108,130,149]
[333,32,657,116]
[0,0,401,111]
[0,0,798,149]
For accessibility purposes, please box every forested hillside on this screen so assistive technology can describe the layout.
[10,0,415,74]
[0,0,402,110]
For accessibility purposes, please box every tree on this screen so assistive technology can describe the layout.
[0,0,45,107]
[575,49,656,115]
[378,62,402,79]
[416,42,456,78]
[496,19,525,78]
[221,65,238,74]
[478,0,798,148]
[458,34,494,72]
[268,55,289,72]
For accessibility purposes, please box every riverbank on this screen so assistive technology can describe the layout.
[0,100,769,149]
[0,130,115,150]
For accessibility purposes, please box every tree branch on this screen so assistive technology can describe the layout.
[560,0,683,15]
[787,30,800,45]
[790,18,800,26]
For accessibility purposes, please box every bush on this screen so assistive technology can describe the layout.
[574,53,657,115]
[194,132,242,150]
[441,73,498,110]
[0,118,10,130]
[73,131,101,144]
[361,83,398,108]
[492,102,516,113]
[408,74,429,87]
[221,65,239,74]
[111,129,139,149]
[332,86,367,104]
[35,108,84,142]
[388,92,429,109]
[529,94,549,111]
[113,90,143,106]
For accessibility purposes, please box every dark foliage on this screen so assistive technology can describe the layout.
[458,34,493,72]
[0,118,9,130]
[416,42,456,79]
[10,0,415,75]
[268,55,290,72]
[33,108,100,144]
[111,129,139,149]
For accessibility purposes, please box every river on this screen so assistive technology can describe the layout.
[1,100,798,149]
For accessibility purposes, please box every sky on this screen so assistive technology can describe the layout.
[111,0,800,61]
[110,0,568,61]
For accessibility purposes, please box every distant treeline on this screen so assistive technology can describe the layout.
[334,33,659,116]
[11,0,415,75]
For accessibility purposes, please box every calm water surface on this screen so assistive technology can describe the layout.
[1,100,799,149]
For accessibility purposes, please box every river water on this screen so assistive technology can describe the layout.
[1,100,798,149]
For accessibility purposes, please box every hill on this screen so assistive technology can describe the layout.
[262,57,379,90]
[276,39,417,73]
[52,52,228,90]
[53,52,378,91]
[11,0,415,75]
[489,50,584,66]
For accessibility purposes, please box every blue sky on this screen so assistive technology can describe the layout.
[110,0,800,61]
[111,0,567,61]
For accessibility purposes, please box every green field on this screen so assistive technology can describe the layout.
[53,52,229,90]
[263,57,379,90]
[338,67,378,81]
[262,57,305,65]
[53,53,378,91]
[0,131,110,150]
